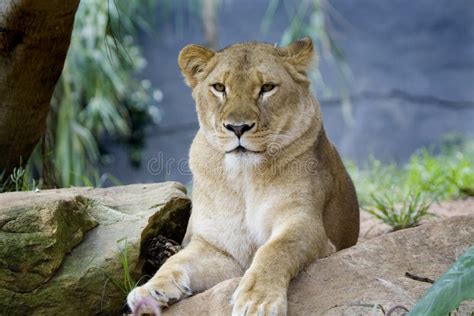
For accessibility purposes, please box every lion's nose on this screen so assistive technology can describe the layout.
[224,123,255,138]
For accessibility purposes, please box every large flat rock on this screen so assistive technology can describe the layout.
[0,182,191,315]
[163,216,474,315]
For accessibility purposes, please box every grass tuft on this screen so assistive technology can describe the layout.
[348,139,474,230]
[105,238,137,295]
[0,166,40,193]
[363,191,433,231]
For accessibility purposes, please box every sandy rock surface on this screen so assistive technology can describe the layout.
[164,215,474,316]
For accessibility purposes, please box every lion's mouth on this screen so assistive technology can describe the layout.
[225,145,262,154]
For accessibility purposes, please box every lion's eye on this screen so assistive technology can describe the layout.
[260,83,276,94]
[212,83,226,93]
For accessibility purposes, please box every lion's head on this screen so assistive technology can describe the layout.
[178,38,320,167]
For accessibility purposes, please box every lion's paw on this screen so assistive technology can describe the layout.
[231,272,287,316]
[127,272,192,314]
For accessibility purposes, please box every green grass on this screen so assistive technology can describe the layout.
[0,167,39,193]
[98,238,146,313]
[347,139,474,230]
[105,238,137,295]
[347,141,474,207]
[363,191,433,230]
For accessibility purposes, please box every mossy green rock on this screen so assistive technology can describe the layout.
[0,196,98,292]
[0,182,191,315]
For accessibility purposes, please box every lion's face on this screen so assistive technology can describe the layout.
[178,38,317,166]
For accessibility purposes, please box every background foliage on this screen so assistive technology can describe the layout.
[348,140,474,206]
[46,0,161,188]
[262,0,353,122]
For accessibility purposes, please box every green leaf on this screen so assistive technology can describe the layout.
[408,246,474,315]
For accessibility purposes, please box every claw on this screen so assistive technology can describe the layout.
[172,277,192,296]
[182,285,193,296]
[150,289,169,307]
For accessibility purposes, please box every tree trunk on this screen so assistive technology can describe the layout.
[0,0,79,176]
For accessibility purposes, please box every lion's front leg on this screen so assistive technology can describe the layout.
[127,236,243,314]
[231,215,331,316]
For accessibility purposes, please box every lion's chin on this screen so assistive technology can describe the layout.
[224,150,264,173]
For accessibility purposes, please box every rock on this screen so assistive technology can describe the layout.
[163,216,474,316]
[0,196,98,293]
[0,182,191,315]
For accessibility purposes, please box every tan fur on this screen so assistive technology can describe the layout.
[127,38,359,315]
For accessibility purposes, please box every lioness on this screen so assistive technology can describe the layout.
[128,38,359,315]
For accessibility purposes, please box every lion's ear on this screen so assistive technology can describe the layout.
[280,37,316,74]
[178,44,215,88]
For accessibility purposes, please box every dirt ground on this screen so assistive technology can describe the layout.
[359,197,474,242]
